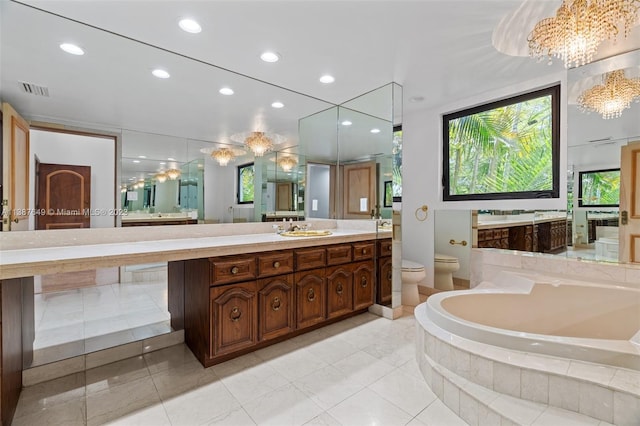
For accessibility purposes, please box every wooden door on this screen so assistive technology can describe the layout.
[36,163,91,230]
[276,182,292,210]
[295,268,325,329]
[342,161,376,219]
[1,103,30,231]
[353,261,375,310]
[258,275,294,341]
[210,282,258,357]
[620,141,640,263]
[326,265,353,319]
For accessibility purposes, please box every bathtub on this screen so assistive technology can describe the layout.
[423,273,640,370]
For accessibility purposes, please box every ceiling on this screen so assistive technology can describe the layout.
[2,0,639,181]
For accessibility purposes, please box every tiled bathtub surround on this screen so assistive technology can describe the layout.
[415,304,640,425]
[471,248,640,290]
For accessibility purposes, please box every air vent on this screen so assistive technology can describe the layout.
[19,81,50,97]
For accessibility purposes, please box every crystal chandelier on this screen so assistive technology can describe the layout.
[278,156,297,172]
[155,171,167,183]
[528,0,639,68]
[211,148,234,166]
[578,69,640,119]
[244,131,274,157]
[166,168,181,180]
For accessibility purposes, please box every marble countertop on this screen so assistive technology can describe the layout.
[0,222,381,280]
[121,216,196,222]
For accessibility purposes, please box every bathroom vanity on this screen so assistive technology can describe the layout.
[476,215,568,253]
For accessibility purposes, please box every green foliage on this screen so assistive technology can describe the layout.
[448,95,553,195]
[239,164,255,203]
[580,170,620,206]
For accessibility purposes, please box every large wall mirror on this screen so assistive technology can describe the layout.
[434,49,640,288]
[1,1,403,367]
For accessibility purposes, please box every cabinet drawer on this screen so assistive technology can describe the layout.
[352,242,374,261]
[295,247,326,270]
[257,251,294,277]
[210,256,256,285]
[326,244,352,265]
[493,229,503,239]
[378,239,392,257]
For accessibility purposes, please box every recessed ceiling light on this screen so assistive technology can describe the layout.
[319,74,335,84]
[138,155,146,159]
[178,18,202,34]
[409,96,425,103]
[219,87,234,95]
[60,43,84,56]
[167,157,176,161]
[152,69,170,79]
[370,128,381,134]
[133,160,141,163]
[341,120,352,126]
[159,162,166,165]
[260,51,280,63]
[271,101,284,108]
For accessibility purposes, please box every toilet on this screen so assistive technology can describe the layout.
[401,259,426,306]
[434,253,460,291]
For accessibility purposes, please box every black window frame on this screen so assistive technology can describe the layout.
[442,84,561,201]
[577,167,620,208]
[237,162,255,205]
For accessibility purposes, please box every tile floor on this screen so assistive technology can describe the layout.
[33,280,171,366]
[14,311,469,426]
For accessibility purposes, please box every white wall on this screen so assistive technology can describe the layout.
[29,129,116,229]
[203,156,242,223]
[402,71,567,283]
[307,164,331,218]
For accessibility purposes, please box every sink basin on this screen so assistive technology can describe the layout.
[280,230,332,237]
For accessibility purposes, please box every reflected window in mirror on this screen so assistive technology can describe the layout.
[237,162,255,204]
[443,85,560,201]
[392,125,402,202]
[578,168,620,207]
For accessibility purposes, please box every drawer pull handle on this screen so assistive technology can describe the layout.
[271,296,281,311]
[361,276,368,288]
[307,288,316,302]
[231,266,239,274]
[362,248,367,254]
[336,282,343,295]
[229,306,242,322]
[273,261,280,268]
[387,271,392,281]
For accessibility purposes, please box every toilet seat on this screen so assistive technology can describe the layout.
[402,259,425,271]
[434,253,458,263]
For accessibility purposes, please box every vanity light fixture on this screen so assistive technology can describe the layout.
[578,69,640,119]
[260,51,280,63]
[341,120,352,126]
[219,87,234,95]
[370,128,381,134]
[155,171,168,183]
[271,101,284,108]
[319,74,335,84]
[278,156,297,172]
[152,69,170,79]
[59,43,84,56]
[166,168,181,180]
[528,0,638,68]
[178,18,202,34]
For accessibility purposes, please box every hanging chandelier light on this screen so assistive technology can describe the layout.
[578,69,640,119]
[155,171,168,183]
[201,146,246,166]
[166,168,181,180]
[528,0,639,68]
[243,131,274,156]
[278,156,297,172]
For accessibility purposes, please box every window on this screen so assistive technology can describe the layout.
[237,163,255,204]
[443,85,560,201]
[578,168,620,207]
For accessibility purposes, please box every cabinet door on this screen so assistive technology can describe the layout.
[258,275,294,341]
[210,282,257,357]
[353,261,374,310]
[295,268,326,329]
[377,256,392,305]
[326,265,353,319]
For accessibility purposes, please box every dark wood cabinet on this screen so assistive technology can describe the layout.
[171,241,376,367]
[326,265,353,319]
[377,255,392,305]
[353,261,375,310]
[210,282,258,357]
[258,275,294,341]
[295,268,326,329]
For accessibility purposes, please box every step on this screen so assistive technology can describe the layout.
[415,313,640,424]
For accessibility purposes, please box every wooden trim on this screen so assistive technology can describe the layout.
[10,116,29,220]
[630,234,640,264]
[45,223,84,229]
[45,169,85,212]
[29,123,117,140]
[631,147,639,219]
